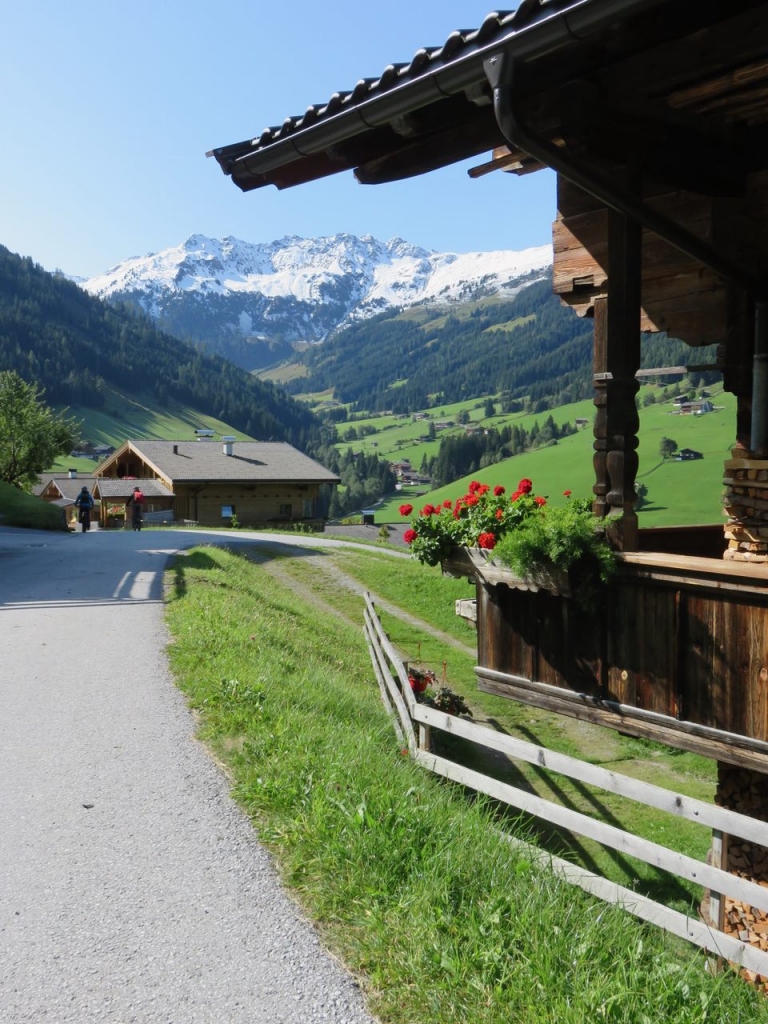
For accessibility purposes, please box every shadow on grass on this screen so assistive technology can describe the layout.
[170,548,227,599]
[432,718,699,912]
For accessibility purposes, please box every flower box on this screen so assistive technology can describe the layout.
[440,546,571,596]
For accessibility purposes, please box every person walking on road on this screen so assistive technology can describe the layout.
[126,485,145,531]
[74,485,94,532]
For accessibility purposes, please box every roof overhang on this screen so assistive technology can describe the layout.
[208,0,768,300]
[208,0,768,195]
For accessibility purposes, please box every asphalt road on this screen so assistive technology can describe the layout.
[0,525,388,1024]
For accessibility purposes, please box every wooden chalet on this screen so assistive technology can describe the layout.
[209,0,768,956]
[35,473,99,527]
[93,439,339,529]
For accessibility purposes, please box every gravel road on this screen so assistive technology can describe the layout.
[0,525,386,1024]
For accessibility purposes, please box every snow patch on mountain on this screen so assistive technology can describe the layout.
[81,233,552,366]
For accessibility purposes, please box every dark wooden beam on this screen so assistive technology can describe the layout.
[355,105,503,185]
[592,198,642,548]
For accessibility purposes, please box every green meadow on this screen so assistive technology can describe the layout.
[50,385,254,473]
[364,388,734,529]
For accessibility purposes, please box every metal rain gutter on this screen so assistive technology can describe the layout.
[219,0,666,179]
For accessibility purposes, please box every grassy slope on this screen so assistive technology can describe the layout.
[49,385,255,473]
[364,389,734,528]
[0,480,68,529]
[165,543,768,1024]
[265,545,719,907]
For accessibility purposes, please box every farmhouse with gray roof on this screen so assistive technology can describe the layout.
[93,438,339,529]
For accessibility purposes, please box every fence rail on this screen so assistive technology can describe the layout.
[363,592,768,977]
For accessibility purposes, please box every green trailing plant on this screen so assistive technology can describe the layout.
[493,497,617,608]
[424,686,473,717]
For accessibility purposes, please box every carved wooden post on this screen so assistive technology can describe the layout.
[592,207,642,550]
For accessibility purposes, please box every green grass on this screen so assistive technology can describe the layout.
[0,480,68,529]
[165,543,768,1024]
[268,545,719,906]
[362,389,735,529]
[48,384,255,472]
[483,314,536,333]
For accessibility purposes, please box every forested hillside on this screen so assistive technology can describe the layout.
[284,277,716,414]
[0,246,318,447]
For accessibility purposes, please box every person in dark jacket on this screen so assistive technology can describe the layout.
[74,486,94,532]
[126,486,145,531]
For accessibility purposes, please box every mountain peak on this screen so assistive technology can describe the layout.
[81,232,552,370]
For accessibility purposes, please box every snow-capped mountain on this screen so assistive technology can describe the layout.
[82,233,552,371]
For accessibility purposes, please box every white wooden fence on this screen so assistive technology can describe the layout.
[363,592,768,977]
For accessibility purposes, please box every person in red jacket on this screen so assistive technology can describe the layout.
[126,486,145,531]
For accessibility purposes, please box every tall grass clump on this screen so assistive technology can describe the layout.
[165,545,768,1024]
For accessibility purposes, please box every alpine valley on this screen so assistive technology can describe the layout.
[81,232,699,416]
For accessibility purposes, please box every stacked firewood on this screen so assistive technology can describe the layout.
[723,457,768,562]
[713,764,768,989]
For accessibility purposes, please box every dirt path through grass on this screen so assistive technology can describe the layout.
[252,543,476,659]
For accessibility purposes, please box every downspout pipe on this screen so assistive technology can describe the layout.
[485,47,768,455]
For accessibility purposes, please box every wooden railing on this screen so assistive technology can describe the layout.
[363,591,768,977]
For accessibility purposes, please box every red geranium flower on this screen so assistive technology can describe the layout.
[535,496,547,507]
[399,504,413,517]
[464,495,479,507]
[477,532,497,549]
[511,490,522,502]
[476,483,490,496]
[563,490,572,498]
[495,508,503,519]
[493,485,505,496]
[468,480,482,494]
[403,528,418,544]
[421,503,436,516]
[442,499,452,509]
[518,478,533,494]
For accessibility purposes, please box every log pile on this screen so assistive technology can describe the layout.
[723,457,768,562]
[713,764,768,990]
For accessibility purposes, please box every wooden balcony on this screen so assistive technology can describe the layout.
[445,531,768,773]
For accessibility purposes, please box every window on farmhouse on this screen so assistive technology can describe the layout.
[279,503,292,518]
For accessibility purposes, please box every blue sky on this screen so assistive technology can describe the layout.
[1,1,555,278]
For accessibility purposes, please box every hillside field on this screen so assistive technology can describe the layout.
[368,387,734,529]
[50,385,254,473]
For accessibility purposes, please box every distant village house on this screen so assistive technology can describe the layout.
[90,438,339,529]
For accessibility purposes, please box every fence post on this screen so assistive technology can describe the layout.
[708,828,726,933]
[419,723,431,753]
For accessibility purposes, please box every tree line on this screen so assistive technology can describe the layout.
[287,275,719,417]
[0,246,319,449]
[426,414,580,488]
